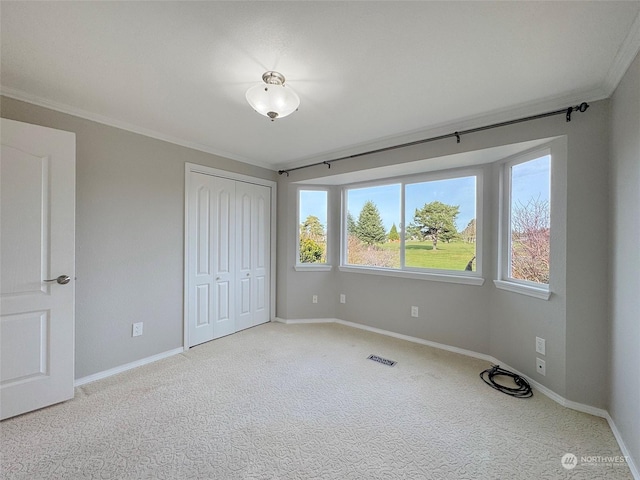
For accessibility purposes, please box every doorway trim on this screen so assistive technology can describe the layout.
[183,163,277,350]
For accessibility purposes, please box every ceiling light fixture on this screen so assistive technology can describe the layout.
[246,71,300,121]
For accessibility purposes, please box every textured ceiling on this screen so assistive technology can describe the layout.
[1,1,639,170]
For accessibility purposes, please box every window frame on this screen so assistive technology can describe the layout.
[295,186,332,271]
[339,167,484,285]
[495,146,552,299]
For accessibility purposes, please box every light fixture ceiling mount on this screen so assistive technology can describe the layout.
[246,71,300,121]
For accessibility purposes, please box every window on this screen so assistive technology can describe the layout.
[405,176,477,272]
[297,189,328,266]
[345,184,401,268]
[497,149,551,297]
[342,171,482,284]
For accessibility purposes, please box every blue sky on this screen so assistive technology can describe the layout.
[347,177,476,231]
[300,154,550,234]
[299,190,328,228]
[511,155,550,207]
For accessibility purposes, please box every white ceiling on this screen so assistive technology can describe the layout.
[1,2,639,171]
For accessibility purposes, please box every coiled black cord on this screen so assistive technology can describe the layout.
[479,365,533,398]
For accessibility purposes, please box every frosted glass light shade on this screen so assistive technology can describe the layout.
[246,72,300,120]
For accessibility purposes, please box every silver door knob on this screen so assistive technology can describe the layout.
[246,273,250,277]
[44,275,71,285]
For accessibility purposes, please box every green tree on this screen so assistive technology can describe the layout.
[411,201,460,250]
[461,218,476,243]
[388,223,400,242]
[347,211,357,236]
[356,201,387,245]
[300,215,324,241]
[299,215,326,263]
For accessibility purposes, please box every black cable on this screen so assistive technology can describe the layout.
[479,365,533,398]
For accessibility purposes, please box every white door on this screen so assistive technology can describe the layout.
[235,182,270,331]
[186,169,271,347]
[186,172,236,346]
[0,118,75,420]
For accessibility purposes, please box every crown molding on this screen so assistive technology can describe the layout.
[0,86,274,171]
[603,11,640,96]
[0,78,614,175]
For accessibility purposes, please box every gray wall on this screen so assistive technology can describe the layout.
[489,135,568,398]
[0,96,277,378]
[277,100,610,409]
[609,52,640,470]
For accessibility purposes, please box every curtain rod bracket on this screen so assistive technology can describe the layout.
[566,102,590,122]
[278,170,290,177]
[566,107,573,122]
[323,161,331,169]
[454,132,461,144]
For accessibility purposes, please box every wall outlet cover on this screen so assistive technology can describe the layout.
[132,322,143,337]
[536,337,546,355]
[411,306,419,318]
[536,357,546,376]
[340,294,346,304]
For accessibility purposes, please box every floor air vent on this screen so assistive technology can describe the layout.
[368,355,396,367]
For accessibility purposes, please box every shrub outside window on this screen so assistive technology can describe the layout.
[298,189,328,264]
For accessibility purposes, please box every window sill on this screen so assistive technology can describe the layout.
[294,264,333,272]
[493,280,551,300]
[338,266,485,285]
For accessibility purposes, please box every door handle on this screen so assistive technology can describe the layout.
[44,275,71,285]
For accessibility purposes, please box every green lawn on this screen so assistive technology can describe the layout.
[381,240,476,271]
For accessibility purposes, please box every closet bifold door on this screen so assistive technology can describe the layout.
[187,173,236,347]
[187,169,271,348]
[235,181,271,332]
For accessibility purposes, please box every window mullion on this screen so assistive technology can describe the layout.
[400,182,406,270]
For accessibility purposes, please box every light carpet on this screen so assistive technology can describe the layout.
[1,322,632,479]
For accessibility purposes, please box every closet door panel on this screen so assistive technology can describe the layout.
[212,178,236,339]
[236,188,253,330]
[252,185,270,326]
[187,175,215,346]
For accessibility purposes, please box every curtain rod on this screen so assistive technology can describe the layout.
[278,102,590,176]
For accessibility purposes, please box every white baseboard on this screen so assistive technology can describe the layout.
[606,412,640,480]
[278,316,638,479]
[273,317,337,325]
[74,347,184,387]
[335,319,494,362]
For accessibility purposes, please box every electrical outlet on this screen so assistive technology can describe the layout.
[536,337,546,355]
[312,295,318,304]
[340,294,346,304]
[536,357,546,376]
[411,306,419,318]
[132,322,143,337]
